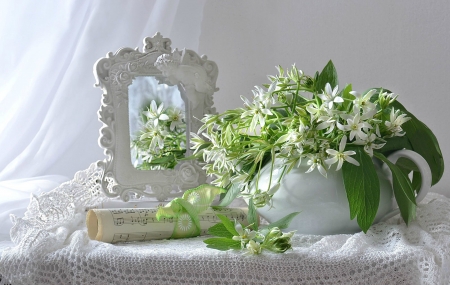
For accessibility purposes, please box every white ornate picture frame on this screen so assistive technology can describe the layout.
[94,33,218,202]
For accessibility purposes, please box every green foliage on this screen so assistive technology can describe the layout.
[342,146,380,233]
[316,60,338,93]
[247,198,259,231]
[390,100,444,185]
[374,152,416,224]
[204,212,297,254]
[194,60,442,235]
[203,237,241,251]
[263,212,301,230]
[131,100,187,170]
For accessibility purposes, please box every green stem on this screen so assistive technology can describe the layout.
[266,148,276,192]
[277,165,288,184]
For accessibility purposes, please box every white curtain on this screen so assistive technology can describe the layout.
[0,0,206,239]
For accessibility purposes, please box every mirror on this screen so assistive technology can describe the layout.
[94,33,218,202]
[128,77,186,170]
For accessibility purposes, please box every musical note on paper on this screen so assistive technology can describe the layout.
[114,218,124,226]
[86,207,251,243]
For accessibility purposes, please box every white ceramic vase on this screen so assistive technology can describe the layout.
[248,150,432,235]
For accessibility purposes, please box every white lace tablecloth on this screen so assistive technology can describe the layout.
[0,163,449,285]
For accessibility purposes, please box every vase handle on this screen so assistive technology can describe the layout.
[380,149,432,222]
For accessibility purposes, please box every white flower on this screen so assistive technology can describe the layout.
[316,115,336,134]
[253,81,277,106]
[139,124,168,150]
[350,89,376,112]
[276,129,301,145]
[166,107,184,131]
[318,83,343,109]
[306,102,328,121]
[140,150,154,162]
[337,111,371,141]
[245,240,262,255]
[325,136,360,171]
[240,95,273,131]
[384,108,411,137]
[354,133,385,157]
[230,172,250,188]
[378,90,398,109]
[305,153,327,177]
[232,222,257,248]
[143,100,169,127]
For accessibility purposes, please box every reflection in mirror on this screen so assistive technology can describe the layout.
[128,76,185,170]
[94,33,218,201]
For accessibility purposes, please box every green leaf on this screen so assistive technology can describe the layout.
[370,87,443,186]
[341,84,354,111]
[412,171,422,193]
[373,153,416,206]
[217,183,241,207]
[207,223,234,238]
[247,198,258,231]
[265,212,301,230]
[342,146,380,233]
[204,237,241,251]
[379,136,412,154]
[390,100,444,185]
[373,152,416,225]
[392,175,416,225]
[396,157,419,172]
[216,214,239,236]
[315,60,338,93]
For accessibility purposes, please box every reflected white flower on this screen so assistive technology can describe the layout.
[143,100,169,127]
[139,124,169,150]
[166,107,184,131]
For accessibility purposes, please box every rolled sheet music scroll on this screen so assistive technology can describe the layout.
[86,207,249,243]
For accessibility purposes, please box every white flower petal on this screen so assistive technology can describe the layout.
[339,136,347,152]
[159,114,169,121]
[344,156,360,166]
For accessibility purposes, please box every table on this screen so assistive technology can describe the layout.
[0,163,449,284]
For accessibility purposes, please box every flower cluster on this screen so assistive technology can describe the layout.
[191,63,411,208]
[131,100,186,170]
[232,223,295,255]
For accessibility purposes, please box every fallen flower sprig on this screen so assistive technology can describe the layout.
[204,199,299,254]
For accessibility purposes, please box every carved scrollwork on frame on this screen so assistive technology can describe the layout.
[93,33,217,202]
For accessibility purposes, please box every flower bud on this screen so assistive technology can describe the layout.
[263,236,293,253]
[252,191,271,208]
[265,227,283,240]
[262,227,294,253]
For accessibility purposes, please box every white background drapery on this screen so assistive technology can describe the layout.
[0,0,206,238]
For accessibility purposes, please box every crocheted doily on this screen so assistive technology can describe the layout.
[1,163,449,285]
